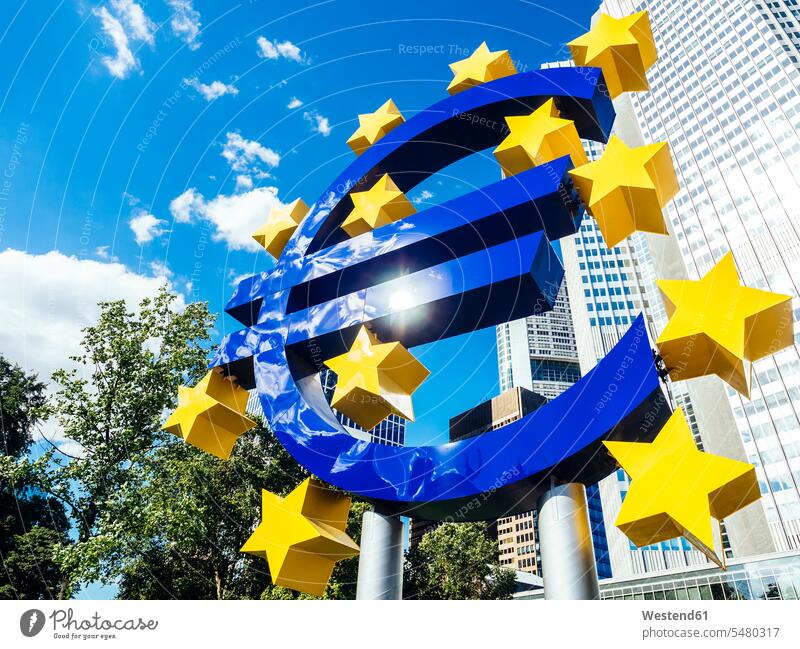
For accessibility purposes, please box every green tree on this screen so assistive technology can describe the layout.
[114,422,311,599]
[0,356,71,599]
[404,522,516,599]
[11,287,362,599]
[31,289,215,595]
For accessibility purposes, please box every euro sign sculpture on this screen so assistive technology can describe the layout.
[209,66,672,521]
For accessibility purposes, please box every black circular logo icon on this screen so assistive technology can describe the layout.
[20,609,45,637]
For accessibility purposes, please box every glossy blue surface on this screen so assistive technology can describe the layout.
[209,67,671,520]
[224,67,611,326]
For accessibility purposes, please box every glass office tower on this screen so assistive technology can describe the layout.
[602,0,800,551]
[497,284,581,400]
[507,60,711,576]
[516,549,800,600]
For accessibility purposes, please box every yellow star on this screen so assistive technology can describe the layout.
[656,253,794,397]
[568,135,678,248]
[341,174,416,237]
[604,409,761,567]
[251,198,309,259]
[324,326,430,431]
[241,478,359,596]
[569,11,657,99]
[494,99,588,176]
[163,369,256,460]
[447,42,516,95]
[346,99,405,156]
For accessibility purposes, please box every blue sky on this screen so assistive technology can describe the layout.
[0,0,599,448]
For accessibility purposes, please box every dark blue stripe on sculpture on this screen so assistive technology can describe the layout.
[301,67,613,254]
[285,157,580,314]
[283,232,563,365]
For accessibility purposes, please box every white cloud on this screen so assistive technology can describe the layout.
[129,211,167,244]
[413,189,435,204]
[183,77,238,101]
[55,440,87,458]
[0,249,182,384]
[95,245,112,260]
[93,1,155,79]
[122,191,140,206]
[235,174,253,191]
[149,260,172,278]
[303,110,332,137]
[111,0,155,44]
[257,36,304,62]
[287,97,303,109]
[228,271,252,287]
[170,186,287,251]
[33,418,86,459]
[221,132,280,178]
[93,7,138,79]
[167,0,202,50]
[169,187,204,223]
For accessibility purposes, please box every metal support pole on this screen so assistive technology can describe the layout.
[537,482,600,600]
[356,509,404,600]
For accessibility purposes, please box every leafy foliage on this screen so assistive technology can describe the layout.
[115,425,310,599]
[4,288,367,599]
[1,357,47,457]
[404,522,516,599]
[0,357,71,599]
[28,289,215,594]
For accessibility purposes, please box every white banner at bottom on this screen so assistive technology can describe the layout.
[0,600,797,648]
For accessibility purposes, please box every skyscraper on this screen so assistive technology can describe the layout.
[496,284,581,400]
[496,58,714,577]
[601,0,800,553]
[448,386,546,442]
[445,385,604,576]
[564,192,713,575]
[536,57,713,575]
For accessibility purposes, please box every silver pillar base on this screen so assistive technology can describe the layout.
[356,510,404,600]
[538,482,600,600]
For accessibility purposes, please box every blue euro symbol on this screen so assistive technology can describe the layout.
[211,67,670,520]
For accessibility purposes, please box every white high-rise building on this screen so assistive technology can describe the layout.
[601,0,800,552]
[495,175,708,575]
[535,61,711,576]
[562,144,711,575]
[754,1,800,57]
[497,285,582,400]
